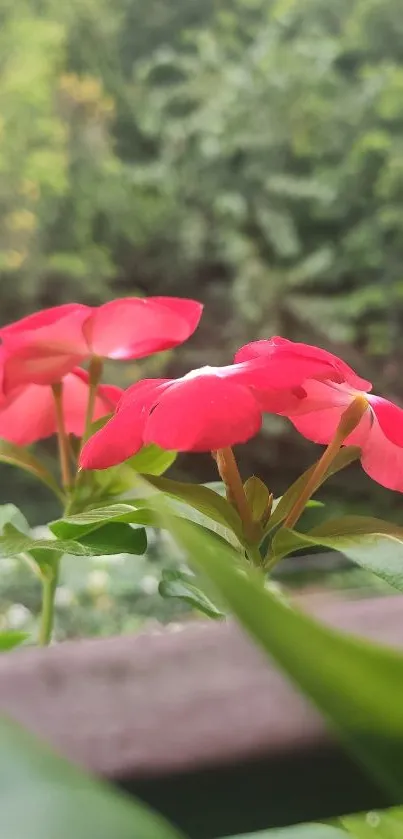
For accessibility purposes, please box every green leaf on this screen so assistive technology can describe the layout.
[159,569,225,620]
[339,806,403,837]
[268,447,361,532]
[0,504,29,535]
[244,476,271,524]
[0,718,185,839]
[78,522,147,556]
[142,475,244,540]
[0,524,113,559]
[161,513,403,799]
[127,444,177,476]
[231,825,346,838]
[0,631,28,651]
[0,440,63,501]
[271,516,403,591]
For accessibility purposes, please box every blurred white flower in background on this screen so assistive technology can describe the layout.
[87,569,110,596]
[6,603,31,629]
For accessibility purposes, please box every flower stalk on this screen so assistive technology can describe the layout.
[51,382,72,492]
[282,396,369,531]
[215,447,261,559]
[38,561,59,647]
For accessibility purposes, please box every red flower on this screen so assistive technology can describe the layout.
[236,338,403,492]
[79,343,372,470]
[0,297,203,389]
[0,366,122,446]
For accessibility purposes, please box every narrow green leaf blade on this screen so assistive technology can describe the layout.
[144,475,244,539]
[0,718,185,839]
[268,447,361,531]
[0,440,63,501]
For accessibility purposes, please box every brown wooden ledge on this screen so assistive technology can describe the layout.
[0,594,401,838]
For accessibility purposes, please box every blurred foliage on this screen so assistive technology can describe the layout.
[1,0,403,521]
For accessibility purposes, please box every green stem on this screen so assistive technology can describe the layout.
[282,396,369,532]
[38,561,59,646]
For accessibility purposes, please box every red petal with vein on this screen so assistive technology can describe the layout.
[144,375,262,452]
[84,297,203,360]
[235,338,371,391]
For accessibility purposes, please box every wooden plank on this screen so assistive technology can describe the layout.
[0,594,401,837]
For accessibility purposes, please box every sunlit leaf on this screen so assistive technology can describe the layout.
[0,631,28,651]
[270,516,403,590]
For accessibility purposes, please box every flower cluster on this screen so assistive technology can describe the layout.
[1,295,403,494]
[80,334,403,493]
[0,297,202,444]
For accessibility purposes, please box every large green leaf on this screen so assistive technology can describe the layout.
[0,440,64,501]
[270,516,403,590]
[142,475,244,540]
[268,447,361,532]
[162,513,403,799]
[0,718,185,839]
[0,524,116,559]
[78,522,147,555]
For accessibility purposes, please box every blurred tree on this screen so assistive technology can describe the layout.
[1,0,403,517]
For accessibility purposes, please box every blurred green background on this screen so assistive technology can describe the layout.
[0,0,402,637]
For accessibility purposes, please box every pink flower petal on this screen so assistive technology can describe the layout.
[79,406,145,470]
[84,297,203,360]
[0,303,91,338]
[235,337,371,391]
[62,370,123,438]
[79,379,168,469]
[0,368,123,446]
[1,306,91,388]
[367,394,403,447]
[143,375,262,451]
[359,415,403,492]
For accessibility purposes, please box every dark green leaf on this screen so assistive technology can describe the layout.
[271,516,403,591]
[79,522,147,555]
[162,513,403,799]
[159,569,225,620]
[0,440,64,502]
[268,447,361,532]
[143,475,244,540]
[0,631,28,651]
[0,718,185,839]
